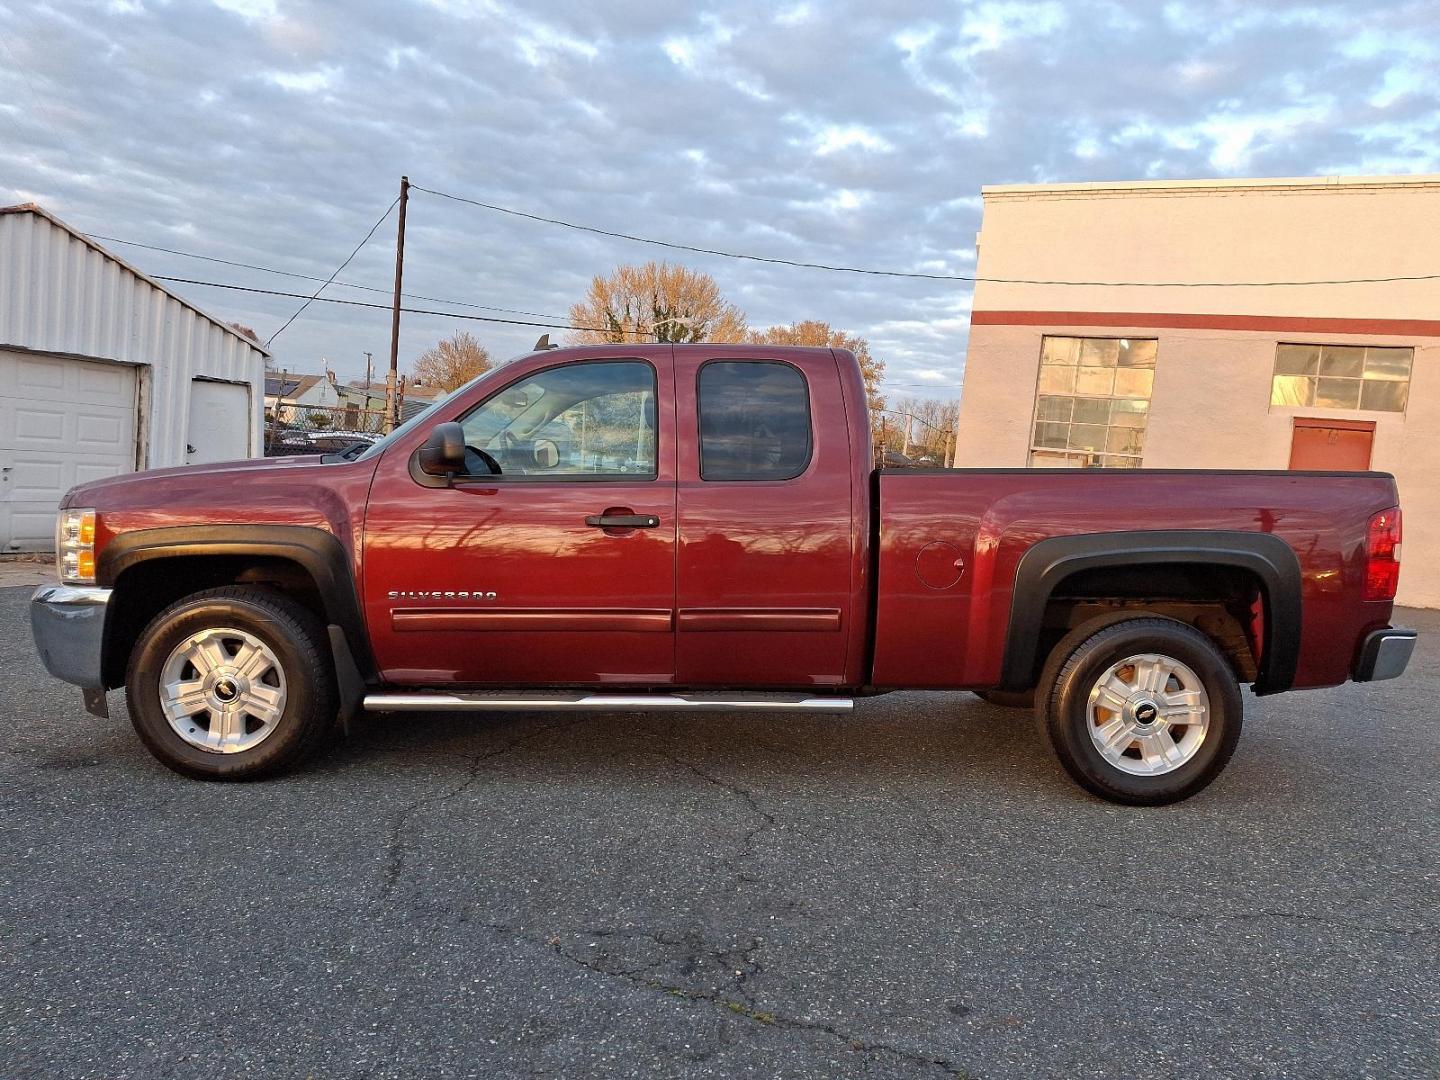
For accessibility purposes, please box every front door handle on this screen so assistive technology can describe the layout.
[586,513,660,529]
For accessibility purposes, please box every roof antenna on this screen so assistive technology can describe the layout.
[533,333,558,351]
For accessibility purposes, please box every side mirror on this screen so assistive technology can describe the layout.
[417,422,466,476]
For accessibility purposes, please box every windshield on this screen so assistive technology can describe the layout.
[352,369,493,462]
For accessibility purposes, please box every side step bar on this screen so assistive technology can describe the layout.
[363,692,854,714]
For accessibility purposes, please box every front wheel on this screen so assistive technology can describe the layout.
[125,586,337,780]
[1035,617,1243,805]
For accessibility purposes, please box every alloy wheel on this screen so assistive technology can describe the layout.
[158,627,288,754]
[1086,652,1210,776]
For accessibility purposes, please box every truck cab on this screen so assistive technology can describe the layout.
[361,343,872,689]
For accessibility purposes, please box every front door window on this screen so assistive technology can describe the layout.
[459,361,657,478]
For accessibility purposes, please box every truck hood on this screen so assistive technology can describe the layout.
[63,454,339,509]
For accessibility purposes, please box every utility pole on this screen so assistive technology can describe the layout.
[385,176,410,433]
[270,368,287,453]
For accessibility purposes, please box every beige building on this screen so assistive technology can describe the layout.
[953,173,1440,608]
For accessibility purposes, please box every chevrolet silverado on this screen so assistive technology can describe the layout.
[30,343,1416,804]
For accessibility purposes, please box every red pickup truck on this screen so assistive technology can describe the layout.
[31,343,1415,804]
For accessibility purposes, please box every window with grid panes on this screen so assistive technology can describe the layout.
[1028,336,1156,468]
[1270,344,1412,413]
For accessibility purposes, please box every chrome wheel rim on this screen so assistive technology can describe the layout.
[159,628,287,754]
[1086,653,1210,777]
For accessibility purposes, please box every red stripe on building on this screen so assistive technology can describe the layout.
[970,310,1440,337]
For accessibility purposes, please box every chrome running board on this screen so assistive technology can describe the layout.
[362,691,854,714]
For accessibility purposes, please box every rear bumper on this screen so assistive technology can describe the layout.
[30,584,111,689]
[1353,628,1417,682]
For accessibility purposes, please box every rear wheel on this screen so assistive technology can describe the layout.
[125,586,336,779]
[1035,617,1242,805]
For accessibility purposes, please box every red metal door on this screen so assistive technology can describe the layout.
[1288,418,1375,471]
[672,348,857,687]
[362,348,677,686]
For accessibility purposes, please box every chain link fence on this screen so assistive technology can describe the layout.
[264,403,390,456]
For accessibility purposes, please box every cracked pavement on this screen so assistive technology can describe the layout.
[2,586,1436,1079]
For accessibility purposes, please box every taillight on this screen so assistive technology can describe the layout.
[1365,507,1402,602]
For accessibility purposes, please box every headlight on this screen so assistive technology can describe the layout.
[56,508,98,584]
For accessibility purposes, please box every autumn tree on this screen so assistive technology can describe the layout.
[412,331,493,392]
[749,320,886,411]
[568,262,748,344]
[230,321,268,368]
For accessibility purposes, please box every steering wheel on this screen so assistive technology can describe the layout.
[463,445,502,476]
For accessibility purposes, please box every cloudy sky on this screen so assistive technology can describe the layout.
[3,0,1438,396]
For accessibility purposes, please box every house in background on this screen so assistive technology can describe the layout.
[0,203,267,552]
[264,370,342,420]
[396,381,447,421]
[952,172,1440,607]
[337,378,447,427]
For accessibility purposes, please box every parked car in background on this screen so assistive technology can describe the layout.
[31,344,1415,805]
[878,449,918,469]
[308,432,379,455]
[264,427,315,456]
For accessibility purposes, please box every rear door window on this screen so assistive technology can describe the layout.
[697,361,812,481]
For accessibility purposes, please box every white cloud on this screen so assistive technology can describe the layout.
[814,125,893,155]
[266,66,340,94]
[211,0,277,19]
[774,3,812,27]
[3,0,1435,398]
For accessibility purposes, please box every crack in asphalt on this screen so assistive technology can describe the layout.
[640,724,779,885]
[458,917,974,1079]
[546,933,973,1078]
[639,731,1431,942]
[377,715,591,900]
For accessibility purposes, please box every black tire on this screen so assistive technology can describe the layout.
[125,586,337,780]
[973,688,1035,709]
[1034,616,1243,806]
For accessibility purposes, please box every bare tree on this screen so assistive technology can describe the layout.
[879,394,960,462]
[750,320,886,411]
[412,331,493,392]
[568,262,748,344]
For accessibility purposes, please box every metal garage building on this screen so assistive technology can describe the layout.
[0,203,268,551]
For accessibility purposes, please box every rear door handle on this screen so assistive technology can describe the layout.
[586,513,660,529]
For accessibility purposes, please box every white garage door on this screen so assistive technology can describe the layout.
[0,351,138,551]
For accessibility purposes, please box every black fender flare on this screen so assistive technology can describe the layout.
[1001,530,1302,695]
[97,525,376,693]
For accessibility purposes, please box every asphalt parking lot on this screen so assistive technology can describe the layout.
[2,584,1436,1080]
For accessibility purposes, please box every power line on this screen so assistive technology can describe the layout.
[154,275,658,338]
[411,183,1440,288]
[265,196,399,347]
[88,232,573,322]
[158,273,961,387]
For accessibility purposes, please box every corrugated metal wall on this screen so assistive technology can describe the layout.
[0,208,267,468]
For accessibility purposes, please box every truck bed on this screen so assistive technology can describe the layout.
[872,468,1400,691]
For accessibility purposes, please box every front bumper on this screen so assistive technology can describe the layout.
[1353,627,1417,682]
[31,585,112,715]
